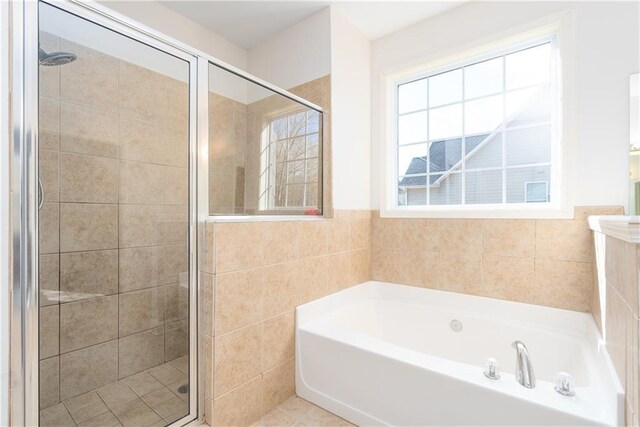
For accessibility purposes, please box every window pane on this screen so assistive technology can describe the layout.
[399,144,428,176]
[429,69,462,107]
[465,134,487,154]
[506,43,551,90]
[466,133,501,169]
[506,86,551,127]
[430,173,462,205]
[506,125,551,166]
[398,176,427,206]
[398,111,428,144]
[270,118,287,142]
[288,137,305,160]
[287,184,304,206]
[506,166,550,203]
[429,103,462,140]
[288,112,306,137]
[307,110,320,133]
[465,170,502,204]
[306,183,318,206]
[465,57,503,99]
[306,134,319,158]
[399,79,428,114]
[465,94,503,134]
[287,160,304,183]
[306,159,318,182]
[429,138,462,173]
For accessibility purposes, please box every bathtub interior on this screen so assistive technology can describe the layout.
[313,296,591,386]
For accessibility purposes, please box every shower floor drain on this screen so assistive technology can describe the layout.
[178,384,189,394]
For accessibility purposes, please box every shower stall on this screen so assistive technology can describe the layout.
[7,1,322,426]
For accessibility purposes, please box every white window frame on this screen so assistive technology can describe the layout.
[381,20,574,219]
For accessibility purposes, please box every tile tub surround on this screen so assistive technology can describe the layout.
[590,217,640,427]
[199,210,372,426]
[38,31,190,411]
[371,206,624,312]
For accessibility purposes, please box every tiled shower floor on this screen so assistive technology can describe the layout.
[40,356,190,427]
[251,396,354,427]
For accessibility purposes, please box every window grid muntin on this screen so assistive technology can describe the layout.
[396,39,554,208]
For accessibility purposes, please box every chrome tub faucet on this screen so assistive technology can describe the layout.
[512,340,536,389]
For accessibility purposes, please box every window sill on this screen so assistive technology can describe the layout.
[381,204,573,219]
[206,214,326,223]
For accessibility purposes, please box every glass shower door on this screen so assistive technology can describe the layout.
[38,3,193,425]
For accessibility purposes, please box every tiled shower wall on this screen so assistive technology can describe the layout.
[592,233,639,427]
[38,32,189,409]
[372,206,624,312]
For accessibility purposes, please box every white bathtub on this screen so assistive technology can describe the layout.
[295,281,623,426]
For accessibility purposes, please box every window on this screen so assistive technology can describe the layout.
[392,35,560,215]
[259,110,322,211]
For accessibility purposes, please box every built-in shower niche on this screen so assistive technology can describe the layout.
[38,14,190,425]
[208,64,323,216]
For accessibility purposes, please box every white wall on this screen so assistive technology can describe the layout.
[100,0,248,70]
[330,7,372,210]
[371,1,640,212]
[248,8,332,90]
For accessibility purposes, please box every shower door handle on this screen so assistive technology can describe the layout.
[38,178,44,210]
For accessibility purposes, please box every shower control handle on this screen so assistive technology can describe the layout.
[38,178,44,210]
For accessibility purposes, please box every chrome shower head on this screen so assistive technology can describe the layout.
[38,46,77,66]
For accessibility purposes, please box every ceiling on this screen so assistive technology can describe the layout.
[160,1,464,49]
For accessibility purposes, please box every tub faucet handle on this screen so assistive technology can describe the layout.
[484,358,500,380]
[512,340,536,389]
[554,372,575,396]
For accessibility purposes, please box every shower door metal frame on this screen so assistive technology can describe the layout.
[10,0,200,425]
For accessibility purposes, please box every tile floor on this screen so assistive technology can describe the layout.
[40,356,190,427]
[251,396,354,427]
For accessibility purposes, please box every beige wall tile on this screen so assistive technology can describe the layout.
[327,210,350,253]
[39,97,60,137]
[164,127,189,169]
[295,256,329,305]
[372,249,440,289]
[59,340,118,401]
[40,357,60,409]
[327,252,351,293]
[119,61,168,124]
[39,150,59,203]
[350,249,372,285]
[483,219,534,258]
[119,288,165,336]
[119,160,165,205]
[59,101,118,158]
[60,295,118,353]
[262,359,295,414]
[119,247,161,292]
[215,268,263,335]
[263,222,299,265]
[60,203,118,252]
[625,310,638,419]
[165,320,189,362]
[39,202,59,254]
[60,40,118,112]
[200,273,215,337]
[535,219,592,263]
[298,221,328,259]
[119,204,163,248]
[606,284,627,384]
[39,32,60,99]
[164,166,188,206]
[40,305,59,360]
[482,255,534,303]
[439,219,483,254]
[350,211,371,251]
[606,237,638,315]
[40,254,60,306]
[534,259,592,312]
[400,219,440,252]
[60,250,118,299]
[118,327,165,379]
[215,222,264,273]
[262,312,294,373]
[261,263,297,319]
[439,251,483,295]
[165,284,189,323]
[203,334,213,399]
[214,323,263,397]
[214,376,263,427]
[119,116,165,164]
[161,244,188,286]
[59,153,118,203]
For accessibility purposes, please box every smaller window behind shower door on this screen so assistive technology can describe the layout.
[37,2,195,426]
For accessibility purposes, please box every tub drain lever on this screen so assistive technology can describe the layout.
[484,358,500,380]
